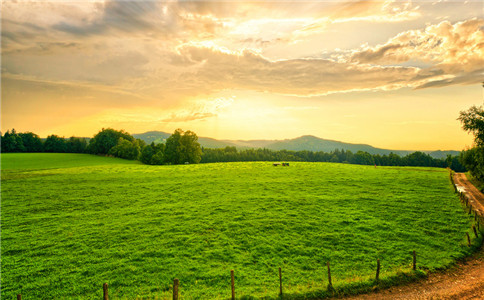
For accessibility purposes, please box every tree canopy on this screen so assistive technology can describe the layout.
[88,128,134,155]
[458,105,484,146]
[1,129,25,152]
[108,138,140,160]
[459,105,484,182]
[164,129,202,164]
[44,135,67,153]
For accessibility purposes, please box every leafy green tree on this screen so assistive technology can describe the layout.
[150,151,164,165]
[139,142,165,164]
[458,105,484,180]
[458,105,484,146]
[163,129,202,164]
[66,137,87,153]
[44,135,67,152]
[108,138,140,160]
[152,142,165,155]
[351,151,375,165]
[19,132,43,152]
[1,129,25,152]
[140,144,155,164]
[180,130,202,164]
[404,151,434,167]
[446,154,466,172]
[461,147,484,181]
[88,128,134,155]
[164,129,183,164]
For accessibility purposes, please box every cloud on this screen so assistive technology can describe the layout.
[48,0,225,40]
[349,18,484,87]
[2,1,482,100]
[415,69,484,89]
[50,0,166,36]
[330,0,420,23]
[173,44,441,96]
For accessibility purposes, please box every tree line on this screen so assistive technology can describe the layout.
[201,146,465,170]
[1,127,465,171]
[1,129,88,153]
[1,128,202,165]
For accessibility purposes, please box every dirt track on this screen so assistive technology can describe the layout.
[454,173,484,217]
[342,173,484,299]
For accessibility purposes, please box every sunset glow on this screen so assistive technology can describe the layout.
[2,0,483,150]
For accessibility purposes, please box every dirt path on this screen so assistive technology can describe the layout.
[454,173,484,218]
[342,173,484,300]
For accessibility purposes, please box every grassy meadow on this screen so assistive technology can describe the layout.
[0,153,477,299]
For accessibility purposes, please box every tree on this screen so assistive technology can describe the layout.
[1,129,25,152]
[163,129,202,164]
[88,128,134,155]
[404,151,433,167]
[446,154,466,172]
[458,105,484,181]
[458,105,484,146]
[150,151,164,165]
[461,147,484,181]
[19,132,43,152]
[66,137,87,153]
[108,137,140,160]
[180,130,202,164]
[140,144,155,164]
[164,129,183,164]
[351,151,375,165]
[44,135,67,152]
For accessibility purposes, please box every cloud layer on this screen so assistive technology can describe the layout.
[3,1,482,99]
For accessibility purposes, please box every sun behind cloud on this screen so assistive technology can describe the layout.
[1,0,483,150]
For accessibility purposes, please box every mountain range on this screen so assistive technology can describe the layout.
[133,131,460,159]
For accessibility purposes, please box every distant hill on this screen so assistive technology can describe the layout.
[133,131,459,159]
[262,135,410,156]
[133,131,171,144]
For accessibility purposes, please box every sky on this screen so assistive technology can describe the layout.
[1,0,483,150]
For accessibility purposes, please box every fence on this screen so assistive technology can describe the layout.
[16,171,483,299]
[15,249,420,300]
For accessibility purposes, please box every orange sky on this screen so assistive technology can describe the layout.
[2,1,483,150]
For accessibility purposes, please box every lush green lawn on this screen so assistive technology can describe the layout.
[1,153,140,170]
[0,154,476,299]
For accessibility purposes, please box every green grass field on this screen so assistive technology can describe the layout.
[0,153,477,299]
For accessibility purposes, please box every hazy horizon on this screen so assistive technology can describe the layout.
[2,0,483,151]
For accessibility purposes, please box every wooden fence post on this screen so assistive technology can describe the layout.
[375,259,380,281]
[173,278,179,300]
[413,250,417,271]
[103,283,109,300]
[466,232,471,246]
[17,294,21,300]
[279,267,283,297]
[473,225,479,238]
[231,270,235,300]
[327,262,333,290]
